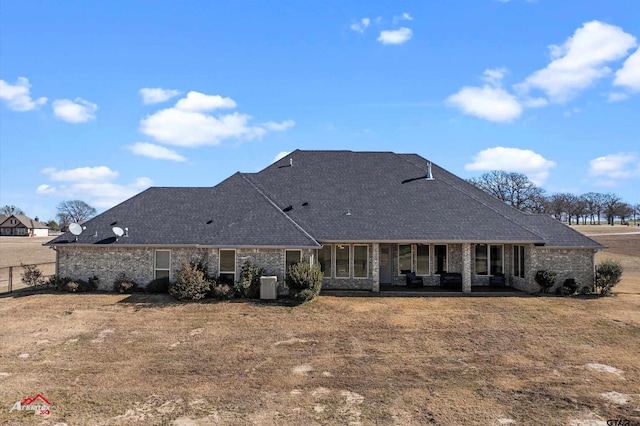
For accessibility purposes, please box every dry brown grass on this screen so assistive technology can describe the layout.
[0,232,638,425]
[0,237,56,292]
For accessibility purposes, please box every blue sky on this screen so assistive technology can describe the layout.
[1,0,639,221]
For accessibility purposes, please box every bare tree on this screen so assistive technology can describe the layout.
[56,200,97,229]
[582,192,605,225]
[615,202,634,225]
[1,205,25,215]
[468,171,546,212]
[602,193,622,225]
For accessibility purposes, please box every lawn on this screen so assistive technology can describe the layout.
[0,229,638,425]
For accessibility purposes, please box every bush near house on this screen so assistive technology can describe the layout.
[595,259,624,295]
[211,282,233,300]
[285,262,323,303]
[562,278,580,295]
[235,261,264,299]
[46,274,72,290]
[169,260,211,301]
[535,270,557,294]
[20,263,45,287]
[113,272,142,293]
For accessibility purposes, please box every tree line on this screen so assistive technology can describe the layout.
[468,171,639,225]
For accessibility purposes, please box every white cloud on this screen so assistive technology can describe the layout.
[613,47,640,92]
[139,92,293,147]
[446,85,522,122]
[261,120,295,131]
[516,21,637,102]
[42,166,118,182]
[465,147,557,185]
[128,142,186,162]
[139,88,182,105]
[350,18,370,33]
[588,152,640,181]
[174,91,236,112]
[393,12,413,24]
[0,77,47,111]
[52,98,97,123]
[37,166,152,208]
[273,151,291,162]
[377,27,412,45]
[607,92,630,102]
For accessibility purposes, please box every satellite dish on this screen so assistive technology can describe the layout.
[69,223,83,236]
[112,227,125,237]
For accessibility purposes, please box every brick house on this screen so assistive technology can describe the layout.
[46,150,603,293]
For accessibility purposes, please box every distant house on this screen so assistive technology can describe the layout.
[46,150,603,293]
[0,214,49,237]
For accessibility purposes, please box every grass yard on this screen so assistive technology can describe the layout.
[0,229,638,425]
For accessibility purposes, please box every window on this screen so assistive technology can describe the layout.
[10,219,17,224]
[434,245,447,274]
[475,244,488,275]
[475,244,503,275]
[219,249,236,284]
[490,245,503,275]
[416,244,430,275]
[353,245,368,278]
[335,245,350,278]
[514,245,525,278]
[398,244,412,274]
[318,245,332,278]
[17,228,26,236]
[286,250,301,273]
[155,250,170,280]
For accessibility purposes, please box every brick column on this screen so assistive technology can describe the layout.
[462,243,471,293]
[372,243,380,292]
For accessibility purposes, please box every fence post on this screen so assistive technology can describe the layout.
[8,266,12,293]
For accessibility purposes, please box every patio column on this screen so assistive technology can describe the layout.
[372,243,380,292]
[462,243,472,293]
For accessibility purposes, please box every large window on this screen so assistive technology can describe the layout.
[434,245,447,274]
[416,244,430,275]
[335,245,350,278]
[514,245,525,278]
[318,245,332,278]
[286,250,302,273]
[398,244,412,274]
[353,245,368,278]
[219,249,236,284]
[475,244,503,275]
[155,250,170,280]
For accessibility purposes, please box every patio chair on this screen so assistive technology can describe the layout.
[489,273,505,287]
[405,271,423,288]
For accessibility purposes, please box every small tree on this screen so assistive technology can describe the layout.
[535,270,556,294]
[21,263,45,287]
[1,205,25,216]
[285,262,323,302]
[169,260,211,301]
[234,261,263,298]
[595,259,623,295]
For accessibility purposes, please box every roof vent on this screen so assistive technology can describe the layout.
[290,158,293,167]
[426,162,435,180]
[283,205,293,212]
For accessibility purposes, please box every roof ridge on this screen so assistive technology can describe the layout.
[239,173,321,247]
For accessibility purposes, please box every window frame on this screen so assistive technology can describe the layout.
[353,244,369,278]
[513,245,525,278]
[318,245,332,278]
[334,244,351,278]
[416,244,430,276]
[219,249,236,284]
[475,244,504,276]
[154,250,171,280]
[398,244,413,275]
[285,249,302,274]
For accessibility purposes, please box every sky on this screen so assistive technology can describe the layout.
[1,0,639,222]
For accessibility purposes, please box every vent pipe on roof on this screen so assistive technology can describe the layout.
[426,162,434,180]
[290,158,293,167]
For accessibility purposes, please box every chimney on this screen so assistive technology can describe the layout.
[35,216,39,222]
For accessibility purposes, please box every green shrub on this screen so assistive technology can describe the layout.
[562,278,579,295]
[169,260,211,301]
[146,277,170,293]
[234,261,264,298]
[47,274,72,291]
[113,272,142,293]
[595,259,624,295]
[285,262,323,302]
[535,270,557,294]
[20,263,45,287]
[87,275,100,291]
[211,283,233,300]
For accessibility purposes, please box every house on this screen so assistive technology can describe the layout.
[46,150,603,293]
[0,214,50,237]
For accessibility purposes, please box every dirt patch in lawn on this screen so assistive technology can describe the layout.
[0,232,638,424]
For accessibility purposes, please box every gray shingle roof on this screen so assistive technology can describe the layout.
[0,214,49,229]
[47,150,602,249]
[47,173,320,248]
